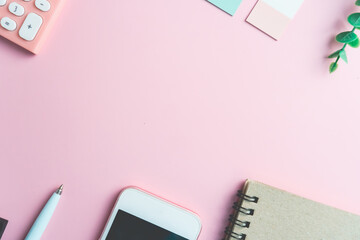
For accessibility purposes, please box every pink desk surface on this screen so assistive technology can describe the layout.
[1,0,360,239]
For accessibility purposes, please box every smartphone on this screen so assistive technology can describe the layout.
[99,187,202,240]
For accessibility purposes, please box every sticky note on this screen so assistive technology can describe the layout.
[207,0,243,16]
[246,0,304,40]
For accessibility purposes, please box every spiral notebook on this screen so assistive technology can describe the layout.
[224,180,360,240]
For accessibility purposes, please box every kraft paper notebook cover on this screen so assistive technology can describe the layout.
[224,180,360,240]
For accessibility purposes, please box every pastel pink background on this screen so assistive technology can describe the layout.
[1,0,360,239]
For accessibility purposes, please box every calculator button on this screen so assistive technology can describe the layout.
[19,13,42,41]
[35,0,50,12]
[0,0,6,7]
[8,2,25,16]
[1,17,16,31]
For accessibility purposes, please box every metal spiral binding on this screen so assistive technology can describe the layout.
[223,191,259,240]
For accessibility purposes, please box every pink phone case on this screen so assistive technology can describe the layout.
[0,0,65,54]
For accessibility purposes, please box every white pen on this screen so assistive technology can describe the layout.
[25,185,63,240]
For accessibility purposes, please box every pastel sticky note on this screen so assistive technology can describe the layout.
[207,0,243,16]
[246,0,304,40]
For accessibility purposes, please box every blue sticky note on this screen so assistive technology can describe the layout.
[207,0,243,16]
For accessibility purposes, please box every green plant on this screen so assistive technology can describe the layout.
[328,0,360,73]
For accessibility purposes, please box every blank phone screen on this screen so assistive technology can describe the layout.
[105,210,189,240]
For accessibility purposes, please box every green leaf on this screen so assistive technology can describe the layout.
[329,62,338,73]
[349,37,360,47]
[339,50,348,63]
[336,31,358,43]
[348,13,360,27]
[356,0,360,6]
[328,50,341,58]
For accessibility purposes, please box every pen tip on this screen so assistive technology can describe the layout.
[56,184,64,195]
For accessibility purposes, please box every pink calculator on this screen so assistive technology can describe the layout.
[0,0,65,54]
